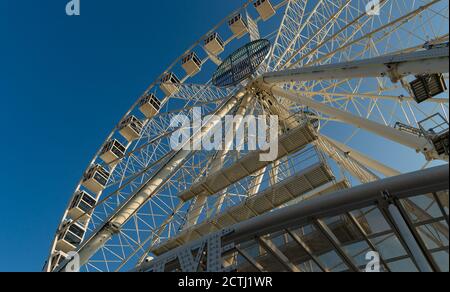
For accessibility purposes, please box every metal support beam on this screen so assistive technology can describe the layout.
[382,203,433,272]
[433,193,449,225]
[347,213,391,272]
[202,93,254,223]
[294,90,449,104]
[75,90,246,267]
[225,165,449,245]
[258,83,442,161]
[316,137,379,183]
[262,45,449,84]
[286,229,327,272]
[235,246,265,272]
[136,165,449,272]
[314,219,360,272]
[257,237,301,272]
[321,135,401,177]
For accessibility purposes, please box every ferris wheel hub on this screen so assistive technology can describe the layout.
[212,39,271,88]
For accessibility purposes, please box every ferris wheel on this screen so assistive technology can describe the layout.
[45,0,449,272]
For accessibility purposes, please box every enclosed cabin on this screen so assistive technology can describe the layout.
[419,113,449,157]
[100,139,126,165]
[81,165,110,194]
[410,73,447,103]
[204,32,225,56]
[228,14,249,39]
[67,190,97,222]
[139,93,161,119]
[160,73,180,96]
[50,251,68,271]
[181,52,202,76]
[254,0,276,21]
[55,222,86,253]
[119,115,144,142]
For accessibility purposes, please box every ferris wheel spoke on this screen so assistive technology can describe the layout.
[169,83,237,102]
[74,92,246,268]
[282,0,354,69]
[294,0,444,70]
[316,137,379,184]
[99,83,236,191]
[102,96,230,196]
[267,0,308,70]
[272,0,325,70]
[47,0,449,273]
[266,38,448,130]
[266,84,446,160]
[289,0,445,72]
[281,0,359,70]
[282,0,378,69]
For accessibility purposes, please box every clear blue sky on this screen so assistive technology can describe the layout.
[0,0,244,272]
[0,0,445,272]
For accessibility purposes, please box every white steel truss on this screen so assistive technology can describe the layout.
[46,0,449,272]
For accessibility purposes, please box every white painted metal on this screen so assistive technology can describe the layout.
[322,135,401,177]
[76,91,246,266]
[258,83,440,160]
[47,0,450,272]
[184,93,254,229]
[262,47,449,84]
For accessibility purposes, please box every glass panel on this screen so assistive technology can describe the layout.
[94,173,107,186]
[236,240,264,272]
[78,201,92,213]
[69,224,85,238]
[274,232,316,271]
[70,193,81,209]
[416,220,449,250]
[402,195,443,224]
[342,241,372,269]
[236,260,260,272]
[240,241,264,258]
[323,215,364,244]
[82,194,96,207]
[292,224,348,272]
[323,215,374,271]
[297,259,323,272]
[257,245,288,272]
[372,233,408,261]
[432,250,449,272]
[319,251,348,272]
[350,207,391,235]
[65,232,82,245]
[270,232,291,247]
[387,258,419,272]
